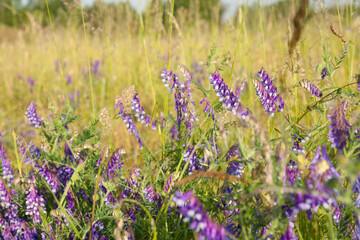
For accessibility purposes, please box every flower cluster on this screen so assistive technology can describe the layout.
[161,69,181,93]
[309,145,340,183]
[226,145,244,178]
[299,79,323,97]
[209,71,248,119]
[39,163,59,193]
[25,102,42,128]
[0,142,14,186]
[107,148,124,179]
[131,93,153,127]
[25,178,46,224]
[172,190,227,240]
[290,134,308,154]
[183,144,199,174]
[280,225,298,240]
[328,101,350,150]
[254,68,284,116]
[116,101,144,149]
[321,67,328,80]
[284,159,301,186]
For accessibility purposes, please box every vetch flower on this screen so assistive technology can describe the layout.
[256,68,284,114]
[25,102,42,128]
[107,148,124,179]
[209,71,248,119]
[0,142,14,186]
[309,145,340,182]
[299,79,323,97]
[172,191,226,240]
[200,97,214,120]
[321,67,328,80]
[131,93,152,126]
[280,225,298,240]
[39,163,59,193]
[284,160,300,187]
[161,69,181,93]
[25,178,46,224]
[328,101,350,150]
[290,134,308,154]
[116,100,143,149]
[226,145,244,178]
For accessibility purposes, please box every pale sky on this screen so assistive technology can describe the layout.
[80,0,354,20]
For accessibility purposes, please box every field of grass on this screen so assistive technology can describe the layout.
[0,0,360,239]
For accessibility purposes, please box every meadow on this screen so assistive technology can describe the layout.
[0,0,360,239]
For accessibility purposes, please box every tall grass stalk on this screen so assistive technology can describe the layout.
[229,0,248,85]
[45,0,68,105]
[79,0,96,120]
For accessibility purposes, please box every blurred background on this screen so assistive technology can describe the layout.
[0,0,359,151]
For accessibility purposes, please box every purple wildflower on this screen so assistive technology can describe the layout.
[66,75,72,85]
[39,163,59,193]
[299,79,323,97]
[355,128,360,139]
[116,101,143,149]
[25,178,46,224]
[280,225,298,240]
[183,144,199,174]
[169,124,179,141]
[321,67,328,80]
[226,145,244,178]
[290,134,308,154]
[107,148,124,179]
[200,97,214,120]
[101,183,116,206]
[143,184,155,202]
[57,165,74,185]
[209,71,248,119]
[285,193,332,219]
[0,178,11,208]
[253,79,277,116]
[356,74,360,92]
[121,168,142,199]
[25,102,42,128]
[328,101,350,150]
[164,175,174,192]
[256,67,284,113]
[309,145,340,182]
[131,93,152,126]
[172,191,226,240]
[0,142,14,186]
[160,69,181,93]
[66,187,76,214]
[283,160,300,186]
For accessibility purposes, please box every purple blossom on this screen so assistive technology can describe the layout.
[0,142,14,186]
[131,93,152,126]
[183,144,199,174]
[283,160,300,186]
[25,178,46,224]
[39,163,59,193]
[66,75,72,85]
[356,74,360,92]
[172,191,226,240]
[25,102,42,128]
[0,178,12,208]
[321,67,328,80]
[285,193,332,219]
[57,165,74,185]
[290,134,308,154]
[299,79,323,97]
[209,71,248,119]
[101,183,116,206]
[107,148,124,179]
[328,101,350,150]
[280,225,298,240]
[160,69,181,93]
[169,124,179,141]
[66,188,76,214]
[121,168,142,199]
[200,97,214,120]
[255,68,284,114]
[355,128,360,139]
[309,145,340,182]
[116,101,143,149]
[143,184,155,202]
[164,175,174,192]
[226,145,244,178]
